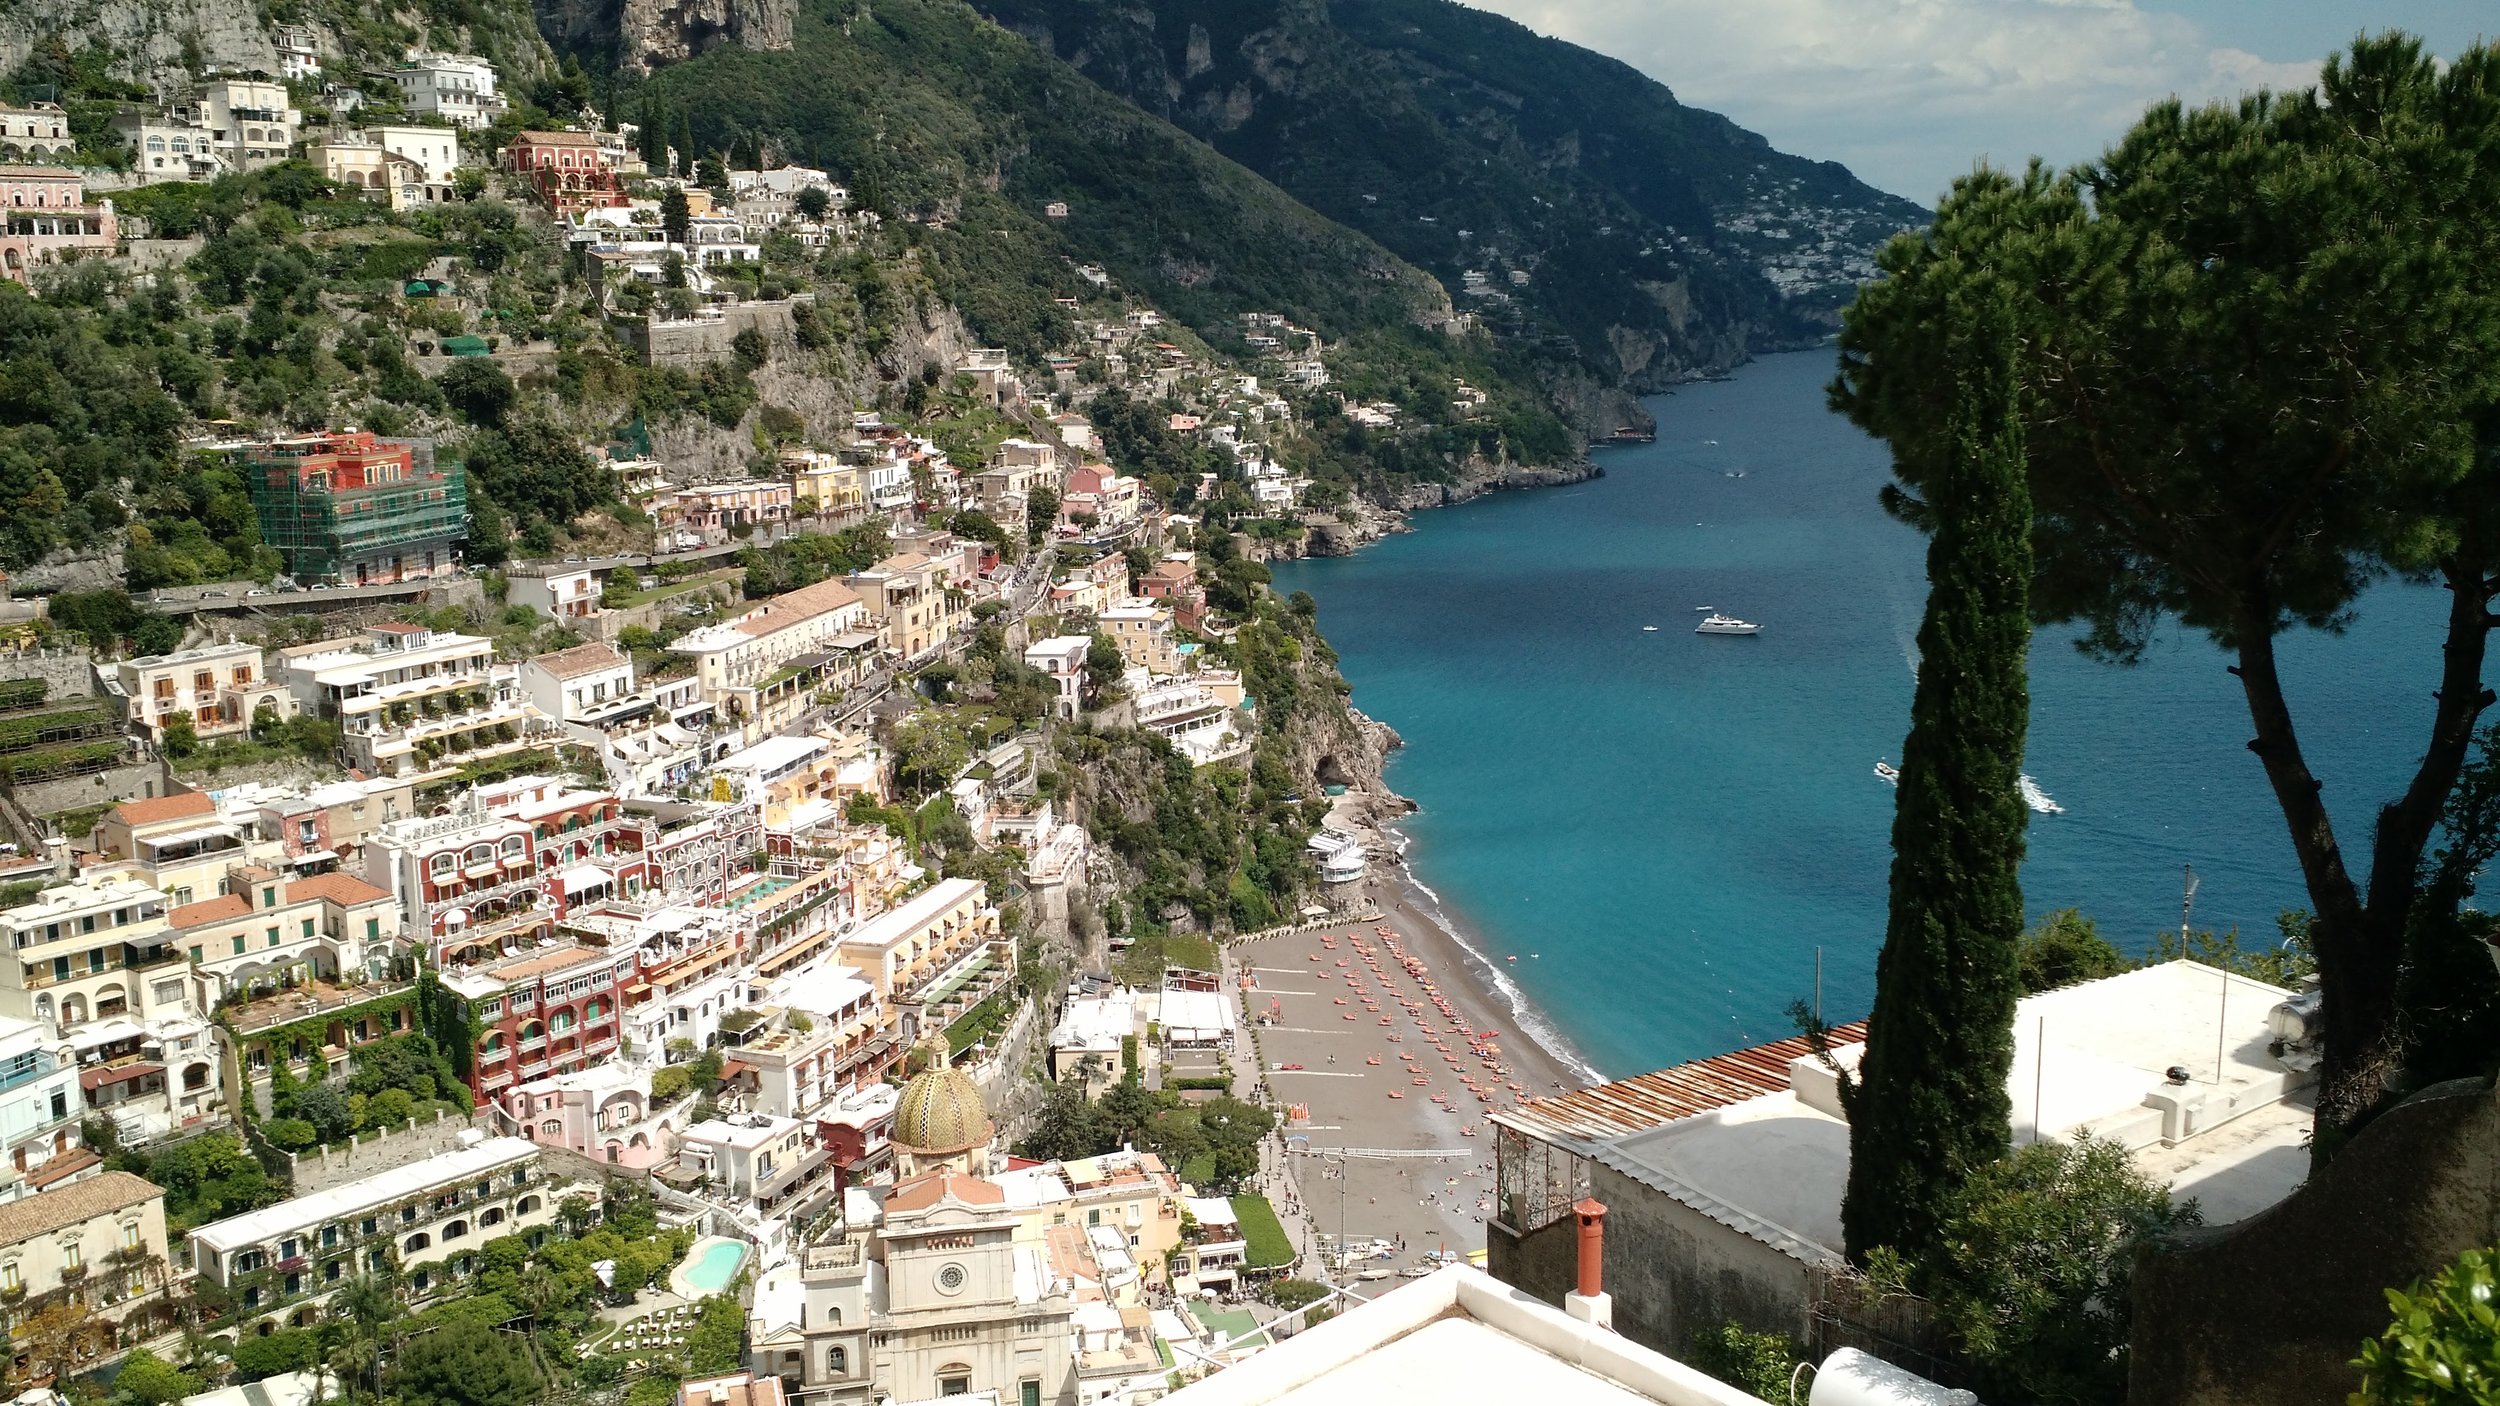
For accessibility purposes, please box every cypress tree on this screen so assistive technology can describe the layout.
[1838,282,2033,1265]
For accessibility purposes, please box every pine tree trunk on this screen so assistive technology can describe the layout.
[1840,291,2033,1265]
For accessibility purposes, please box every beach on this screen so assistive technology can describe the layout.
[1230,859,1588,1292]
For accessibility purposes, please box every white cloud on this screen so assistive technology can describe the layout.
[1464,0,2328,202]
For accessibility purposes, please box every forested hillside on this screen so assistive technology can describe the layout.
[971,0,1927,390]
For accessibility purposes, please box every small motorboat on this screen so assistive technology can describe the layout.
[1874,760,1900,786]
[1642,625,1659,632]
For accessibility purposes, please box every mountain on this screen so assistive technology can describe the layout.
[618,0,1460,349]
[964,0,1927,392]
[619,0,1600,473]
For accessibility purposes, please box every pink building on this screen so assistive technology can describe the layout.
[1,167,117,285]
[491,1061,682,1169]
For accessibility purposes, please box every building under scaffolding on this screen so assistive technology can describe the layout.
[243,430,468,585]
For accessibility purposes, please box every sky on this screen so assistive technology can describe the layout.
[1463,0,2496,204]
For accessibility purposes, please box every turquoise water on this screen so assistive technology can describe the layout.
[1272,350,2465,1080]
[682,1239,748,1292]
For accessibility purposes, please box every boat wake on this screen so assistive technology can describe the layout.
[2019,774,2064,815]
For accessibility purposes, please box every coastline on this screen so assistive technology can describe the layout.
[1321,716,1610,1089]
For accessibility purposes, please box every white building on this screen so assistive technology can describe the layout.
[112,111,227,183]
[747,1169,1077,1406]
[1489,961,2316,1364]
[363,124,463,186]
[111,640,293,743]
[1022,636,1091,721]
[676,1113,838,1219]
[521,642,636,723]
[280,624,533,777]
[189,1136,559,1326]
[0,1014,83,1199]
[388,53,503,128]
[1160,1263,1772,1406]
[197,79,301,170]
[506,562,604,626]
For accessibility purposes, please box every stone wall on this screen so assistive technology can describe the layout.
[1489,1156,1830,1361]
[284,1109,489,1196]
[15,761,168,828]
[0,651,100,699]
[621,300,802,367]
[2129,1075,2500,1406]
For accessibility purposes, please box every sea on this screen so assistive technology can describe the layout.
[1269,349,2468,1081]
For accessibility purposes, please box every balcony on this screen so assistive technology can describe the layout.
[802,1239,863,1272]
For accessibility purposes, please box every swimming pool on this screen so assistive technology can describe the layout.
[676,1237,750,1295]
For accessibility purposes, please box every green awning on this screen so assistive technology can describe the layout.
[438,335,491,357]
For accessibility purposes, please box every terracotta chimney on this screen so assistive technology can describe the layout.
[1564,1197,1613,1330]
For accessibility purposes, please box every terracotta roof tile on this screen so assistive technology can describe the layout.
[530,642,629,680]
[166,894,251,929]
[1496,1022,1870,1147]
[286,873,392,907]
[885,1169,1005,1212]
[0,1171,160,1247]
[737,578,862,639]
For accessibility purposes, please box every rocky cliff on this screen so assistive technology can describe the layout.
[533,0,794,73]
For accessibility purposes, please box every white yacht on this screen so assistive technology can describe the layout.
[1695,613,1763,636]
[1874,761,1899,786]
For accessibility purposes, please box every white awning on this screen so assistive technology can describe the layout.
[561,864,609,895]
[287,849,341,865]
[141,825,236,849]
[67,1019,147,1051]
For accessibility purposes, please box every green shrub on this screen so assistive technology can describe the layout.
[1917,1134,2197,1405]
[1687,1322,1804,1403]
[2354,1245,2500,1405]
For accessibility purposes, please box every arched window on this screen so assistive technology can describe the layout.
[517,1195,542,1215]
[442,1220,467,1241]
[826,1346,846,1375]
[549,1011,576,1034]
[403,1232,430,1252]
[465,844,495,868]
[481,1207,504,1226]
[430,853,456,878]
[540,1119,560,1137]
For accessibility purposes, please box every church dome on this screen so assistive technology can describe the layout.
[892,1061,995,1156]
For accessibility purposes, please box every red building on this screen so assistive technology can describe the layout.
[364,782,653,967]
[243,429,468,585]
[504,130,629,217]
[440,942,633,1099]
[1139,553,1207,634]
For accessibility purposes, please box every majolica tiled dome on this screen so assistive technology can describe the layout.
[892,1063,994,1156]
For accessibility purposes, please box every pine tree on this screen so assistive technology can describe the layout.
[1838,281,2033,1265]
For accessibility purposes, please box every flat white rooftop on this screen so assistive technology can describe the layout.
[191,1137,540,1252]
[1161,1265,1762,1406]
[717,733,828,777]
[840,876,984,955]
[1598,962,2315,1264]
